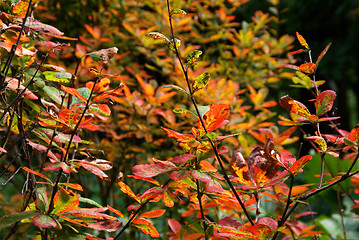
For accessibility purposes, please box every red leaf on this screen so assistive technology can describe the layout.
[79,161,110,180]
[348,124,359,144]
[138,209,166,218]
[171,154,196,164]
[168,219,182,233]
[315,90,336,116]
[26,18,64,36]
[32,214,57,228]
[133,160,176,178]
[219,217,242,229]
[296,32,309,49]
[298,63,316,74]
[289,155,312,175]
[191,170,212,183]
[162,127,197,151]
[65,208,117,220]
[279,95,315,121]
[197,103,230,135]
[205,179,224,193]
[170,169,190,181]
[86,220,122,232]
[282,64,299,71]
[5,77,38,99]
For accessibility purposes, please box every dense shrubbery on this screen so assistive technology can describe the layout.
[0,0,358,239]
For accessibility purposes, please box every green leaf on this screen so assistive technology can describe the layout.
[192,72,210,93]
[186,50,202,68]
[193,106,210,119]
[0,210,40,229]
[146,32,170,43]
[170,9,187,16]
[43,86,64,105]
[204,132,218,142]
[168,38,181,52]
[79,197,103,208]
[161,85,189,96]
[43,71,72,83]
[173,108,197,117]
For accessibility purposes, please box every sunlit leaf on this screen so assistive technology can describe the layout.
[315,90,336,116]
[23,167,52,184]
[78,161,110,180]
[192,72,210,93]
[298,63,316,74]
[132,160,176,178]
[348,124,359,144]
[170,169,190,181]
[26,18,64,36]
[205,179,224,193]
[118,181,140,203]
[316,42,332,66]
[168,38,181,52]
[138,209,166,218]
[197,103,230,135]
[52,188,79,214]
[13,1,29,17]
[288,49,306,55]
[43,71,71,83]
[170,9,187,16]
[288,155,312,175]
[133,222,159,238]
[186,50,202,68]
[296,32,309,49]
[61,85,87,103]
[107,205,126,221]
[146,32,170,42]
[279,95,313,121]
[282,64,299,71]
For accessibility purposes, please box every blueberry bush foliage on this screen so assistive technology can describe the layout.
[0,0,359,239]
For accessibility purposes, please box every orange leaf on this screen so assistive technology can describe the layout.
[348,124,359,144]
[197,103,229,135]
[296,32,309,49]
[138,209,166,219]
[289,155,312,175]
[13,1,29,17]
[298,63,316,74]
[23,167,52,184]
[118,181,140,203]
[61,85,87,102]
[53,188,79,214]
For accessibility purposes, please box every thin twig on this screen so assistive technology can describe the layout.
[165,0,254,226]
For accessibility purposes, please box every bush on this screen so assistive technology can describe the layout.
[0,0,358,239]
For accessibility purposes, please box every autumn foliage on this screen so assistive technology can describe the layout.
[0,0,359,239]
